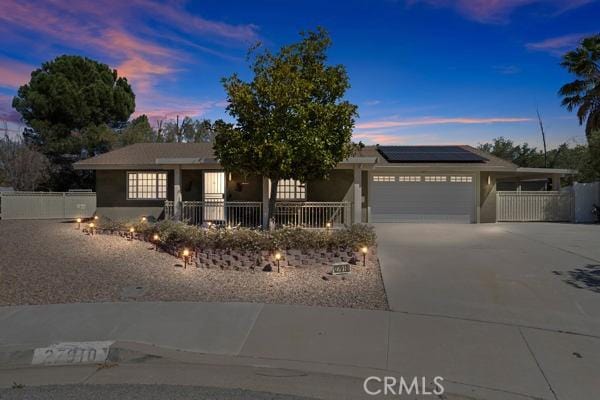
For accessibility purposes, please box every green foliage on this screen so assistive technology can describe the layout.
[161,117,220,143]
[478,137,544,167]
[13,55,135,154]
[479,136,599,182]
[120,115,155,146]
[214,28,358,222]
[559,34,600,139]
[97,218,376,252]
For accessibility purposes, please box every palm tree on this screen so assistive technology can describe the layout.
[559,34,600,139]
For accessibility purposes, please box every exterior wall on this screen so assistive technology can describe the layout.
[306,169,353,202]
[182,170,203,201]
[361,170,369,222]
[479,172,497,223]
[226,172,262,201]
[96,170,174,220]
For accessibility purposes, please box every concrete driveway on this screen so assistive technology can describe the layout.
[375,223,600,335]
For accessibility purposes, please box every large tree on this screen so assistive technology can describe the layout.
[120,115,155,146]
[0,135,50,191]
[214,28,358,226]
[559,34,600,140]
[478,137,544,167]
[162,117,218,143]
[12,55,135,190]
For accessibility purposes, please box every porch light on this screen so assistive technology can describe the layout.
[487,175,491,185]
[182,248,190,269]
[76,218,82,230]
[228,172,232,181]
[361,246,368,266]
[275,252,281,273]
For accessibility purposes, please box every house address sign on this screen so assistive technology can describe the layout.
[332,262,351,275]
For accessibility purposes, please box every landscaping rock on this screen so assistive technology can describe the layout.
[262,264,272,272]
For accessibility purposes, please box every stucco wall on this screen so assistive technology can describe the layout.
[227,172,262,201]
[96,170,174,207]
[306,169,353,202]
[479,172,497,223]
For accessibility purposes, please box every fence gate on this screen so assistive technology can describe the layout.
[496,191,573,222]
[0,192,97,220]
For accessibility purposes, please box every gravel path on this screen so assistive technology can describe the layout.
[0,220,388,310]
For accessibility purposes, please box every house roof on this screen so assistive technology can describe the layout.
[74,143,215,169]
[74,142,521,171]
[355,145,518,170]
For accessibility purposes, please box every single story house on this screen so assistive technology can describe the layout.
[74,143,573,226]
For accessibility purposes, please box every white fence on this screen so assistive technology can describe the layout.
[572,182,600,223]
[0,192,96,220]
[496,191,573,222]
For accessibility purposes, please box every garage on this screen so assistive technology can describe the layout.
[370,174,476,223]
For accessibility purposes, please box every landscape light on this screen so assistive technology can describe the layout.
[129,227,135,240]
[94,215,99,221]
[76,218,82,229]
[89,222,95,236]
[326,222,331,229]
[141,216,147,222]
[361,246,368,266]
[275,252,281,273]
[183,248,190,269]
[153,234,160,250]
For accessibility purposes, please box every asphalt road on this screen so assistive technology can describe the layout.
[0,384,315,400]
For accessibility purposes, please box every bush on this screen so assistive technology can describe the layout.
[99,219,376,252]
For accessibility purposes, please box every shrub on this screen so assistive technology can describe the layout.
[100,219,376,252]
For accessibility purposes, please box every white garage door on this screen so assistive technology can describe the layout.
[371,175,476,223]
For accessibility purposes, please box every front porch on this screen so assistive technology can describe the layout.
[164,200,351,228]
[163,167,359,228]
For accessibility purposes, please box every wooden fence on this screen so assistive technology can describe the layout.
[496,191,573,222]
[0,192,96,220]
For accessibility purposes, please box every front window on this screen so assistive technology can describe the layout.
[127,172,167,199]
[270,179,306,200]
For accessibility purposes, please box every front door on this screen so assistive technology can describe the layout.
[203,171,225,222]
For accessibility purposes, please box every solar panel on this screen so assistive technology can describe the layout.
[377,146,487,163]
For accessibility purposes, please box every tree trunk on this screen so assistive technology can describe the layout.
[267,177,279,230]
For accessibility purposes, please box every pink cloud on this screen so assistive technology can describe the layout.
[356,117,532,130]
[0,58,34,89]
[0,0,258,117]
[526,33,590,55]
[406,0,594,23]
[352,132,451,145]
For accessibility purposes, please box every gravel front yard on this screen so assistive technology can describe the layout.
[0,220,388,310]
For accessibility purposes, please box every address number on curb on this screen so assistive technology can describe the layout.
[32,341,114,365]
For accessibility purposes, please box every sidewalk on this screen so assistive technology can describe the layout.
[1,302,599,399]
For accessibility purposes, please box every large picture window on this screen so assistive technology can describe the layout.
[127,172,167,200]
[269,179,306,200]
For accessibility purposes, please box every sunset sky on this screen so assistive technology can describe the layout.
[0,0,598,147]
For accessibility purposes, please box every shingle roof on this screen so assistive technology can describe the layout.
[356,145,517,169]
[74,143,214,168]
[74,142,517,170]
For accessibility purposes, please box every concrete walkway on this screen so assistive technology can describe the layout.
[1,302,599,399]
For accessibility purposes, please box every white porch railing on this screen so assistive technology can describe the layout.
[274,201,351,228]
[165,201,262,228]
[496,191,573,222]
[164,201,351,228]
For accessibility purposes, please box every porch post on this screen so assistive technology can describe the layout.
[261,176,269,228]
[174,166,182,220]
[353,166,362,224]
[552,174,561,191]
